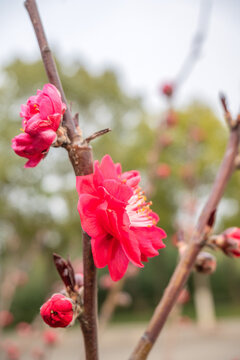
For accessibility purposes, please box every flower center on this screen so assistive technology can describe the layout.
[125,187,156,228]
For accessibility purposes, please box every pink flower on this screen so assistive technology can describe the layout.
[76,155,166,281]
[40,294,73,328]
[12,84,66,168]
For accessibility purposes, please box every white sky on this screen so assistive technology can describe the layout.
[0,0,240,117]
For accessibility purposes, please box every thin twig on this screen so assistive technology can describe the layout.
[24,1,98,359]
[85,128,111,144]
[99,278,125,330]
[219,93,236,128]
[129,120,240,359]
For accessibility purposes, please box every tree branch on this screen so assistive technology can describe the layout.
[129,122,240,360]
[24,1,98,359]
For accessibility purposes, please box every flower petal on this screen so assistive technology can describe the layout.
[103,179,133,203]
[99,154,118,180]
[91,234,112,268]
[78,194,107,238]
[108,238,129,281]
[76,174,95,196]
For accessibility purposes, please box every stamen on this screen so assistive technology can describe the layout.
[126,186,155,228]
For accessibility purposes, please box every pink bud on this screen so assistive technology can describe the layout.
[42,329,59,346]
[195,252,217,274]
[0,310,14,327]
[161,83,174,97]
[75,273,84,288]
[16,322,33,336]
[3,343,20,360]
[40,293,73,328]
[156,163,171,179]
[217,227,240,257]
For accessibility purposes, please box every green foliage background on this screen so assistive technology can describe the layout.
[0,58,240,324]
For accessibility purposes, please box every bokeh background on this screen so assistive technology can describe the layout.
[0,0,240,359]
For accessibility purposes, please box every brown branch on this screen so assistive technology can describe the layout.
[129,122,240,360]
[79,232,98,359]
[24,1,98,359]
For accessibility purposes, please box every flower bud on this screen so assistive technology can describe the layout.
[195,252,216,274]
[2,342,20,360]
[156,163,171,179]
[42,329,58,345]
[75,273,84,289]
[214,227,240,257]
[40,293,74,328]
[161,83,174,97]
[0,310,14,327]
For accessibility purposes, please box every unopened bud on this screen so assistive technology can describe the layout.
[213,228,240,257]
[161,83,174,97]
[195,252,216,274]
[40,293,81,328]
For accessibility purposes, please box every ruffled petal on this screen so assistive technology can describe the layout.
[132,226,166,259]
[42,83,64,114]
[78,194,107,238]
[39,95,54,119]
[76,174,95,196]
[99,154,118,180]
[120,230,143,267]
[102,179,133,203]
[24,154,44,168]
[108,238,129,281]
[91,234,112,268]
[121,170,141,188]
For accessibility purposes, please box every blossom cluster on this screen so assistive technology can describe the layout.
[12,84,66,168]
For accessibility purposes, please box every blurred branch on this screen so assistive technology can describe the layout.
[99,278,125,330]
[129,105,240,359]
[24,1,98,359]
[175,0,213,89]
